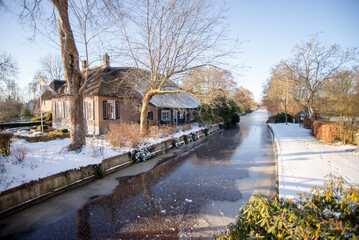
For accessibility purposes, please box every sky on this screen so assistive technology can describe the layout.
[1,0,359,102]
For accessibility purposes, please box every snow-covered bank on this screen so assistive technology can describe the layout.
[0,124,206,193]
[269,123,359,199]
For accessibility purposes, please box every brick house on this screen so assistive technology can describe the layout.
[49,55,200,135]
[39,79,66,114]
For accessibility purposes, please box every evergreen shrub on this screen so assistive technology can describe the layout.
[267,112,293,123]
[0,132,14,156]
[216,174,359,240]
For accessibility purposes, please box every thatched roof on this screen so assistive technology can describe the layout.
[83,66,200,109]
[41,80,66,100]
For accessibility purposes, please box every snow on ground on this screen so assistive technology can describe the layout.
[269,123,359,199]
[0,124,205,193]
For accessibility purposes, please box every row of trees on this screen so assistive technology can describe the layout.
[262,36,358,141]
[1,0,255,150]
[181,65,256,126]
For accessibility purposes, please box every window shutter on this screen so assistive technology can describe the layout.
[115,101,120,119]
[103,101,108,120]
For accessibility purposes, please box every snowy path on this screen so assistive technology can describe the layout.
[269,123,359,199]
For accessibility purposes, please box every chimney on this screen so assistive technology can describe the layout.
[81,60,87,71]
[103,53,110,68]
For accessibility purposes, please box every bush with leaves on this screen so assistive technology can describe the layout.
[216,174,359,240]
[195,95,240,127]
[131,146,154,163]
[267,112,293,124]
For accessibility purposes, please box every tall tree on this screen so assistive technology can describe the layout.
[285,36,358,121]
[0,51,19,99]
[38,54,65,81]
[9,0,117,150]
[233,87,256,114]
[182,66,236,105]
[112,0,234,135]
[320,68,359,143]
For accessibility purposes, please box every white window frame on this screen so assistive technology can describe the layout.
[55,101,63,118]
[64,101,70,119]
[179,110,184,119]
[107,100,115,120]
[84,100,93,121]
[161,110,171,121]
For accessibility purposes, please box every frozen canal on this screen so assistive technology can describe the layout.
[0,110,276,239]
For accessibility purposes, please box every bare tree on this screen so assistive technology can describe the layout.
[233,87,256,114]
[0,51,18,97]
[320,68,359,143]
[38,53,64,81]
[182,66,236,105]
[285,36,358,121]
[8,0,118,150]
[111,0,233,135]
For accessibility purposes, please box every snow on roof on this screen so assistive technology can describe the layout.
[150,92,200,109]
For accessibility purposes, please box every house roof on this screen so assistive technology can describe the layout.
[41,80,66,100]
[295,110,308,117]
[150,90,200,109]
[83,66,200,109]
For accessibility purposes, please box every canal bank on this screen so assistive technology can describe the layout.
[0,124,221,218]
[1,110,276,240]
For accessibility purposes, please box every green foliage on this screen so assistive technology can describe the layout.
[21,107,34,117]
[216,174,359,240]
[131,146,154,163]
[203,128,209,136]
[92,164,104,179]
[191,132,198,142]
[36,125,48,131]
[183,135,189,144]
[59,128,68,133]
[195,95,241,127]
[172,138,179,148]
[267,112,293,123]
[44,113,52,121]
[31,113,51,122]
[0,132,14,156]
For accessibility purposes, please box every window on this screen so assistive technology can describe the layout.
[64,101,70,119]
[84,100,93,120]
[103,100,120,120]
[189,110,195,120]
[147,111,153,121]
[136,104,142,113]
[161,110,171,121]
[179,110,184,119]
[55,101,63,118]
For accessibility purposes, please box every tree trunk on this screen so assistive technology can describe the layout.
[140,92,152,136]
[51,0,85,150]
[285,102,288,125]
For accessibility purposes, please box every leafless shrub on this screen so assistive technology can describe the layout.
[104,122,141,148]
[91,145,104,158]
[12,145,30,163]
[148,124,176,139]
